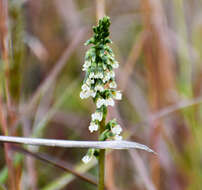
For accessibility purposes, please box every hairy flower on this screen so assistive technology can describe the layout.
[109,81,117,88]
[112,125,122,135]
[82,61,91,71]
[104,98,114,107]
[96,98,105,108]
[82,155,92,164]
[89,72,95,79]
[95,84,105,92]
[80,90,90,99]
[80,88,96,99]
[113,91,122,100]
[91,111,103,121]
[86,78,94,85]
[103,73,111,83]
[89,122,99,133]
[109,71,115,78]
[94,72,104,79]
[81,84,90,91]
[112,61,119,69]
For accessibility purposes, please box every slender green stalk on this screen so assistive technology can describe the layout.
[98,149,105,190]
[98,110,107,190]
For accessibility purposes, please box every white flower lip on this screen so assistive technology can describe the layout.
[89,122,99,133]
[81,84,90,91]
[96,98,105,108]
[86,78,94,85]
[109,70,115,78]
[90,90,96,98]
[80,91,90,99]
[112,61,119,69]
[80,84,96,99]
[114,91,122,100]
[82,155,91,164]
[104,98,115,107]
[112,125,122,135]
[82,60,91,71]
[103,73,111,83]
[89,72,95,79]
[91,112,103,121]
[109,81,117,88]
[94,72,104,79]
[94,84,104,92]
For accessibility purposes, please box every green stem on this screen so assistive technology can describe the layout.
[98,108,107,190]
[98,149,105,190]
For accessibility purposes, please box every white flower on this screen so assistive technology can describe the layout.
[112,125,122,135]
[81,84,90,91]
[114,91,122,100]
[109,81,117,88]
[82,155,91,164]
[80,88,96,99]
[90,90,96,98]
[82,61,91,71]
[94,72,104,79]
[95,84,104,92]
[91,111,103,121]
[103,73,111,83]
[112,61,119,69]
[114,135,122,141]
[109,71,115,78]
[80,91,85,99]
[80,91,90,99]
[104,98,114,107]
[89,122,99,132]
[86,78,94,85]
[96,98,105,108]
[89,72,95,79]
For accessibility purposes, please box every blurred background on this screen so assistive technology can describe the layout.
[0,0,202,189]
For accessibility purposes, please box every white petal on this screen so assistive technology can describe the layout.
[80,91,88,99]
[114,91,122,100]
[103,72,111,83]
[91,112,103,121]
[89,73,95,79]
[96,98,105,108]
[81,84,90,91]
[90,91,96,98]
[95,85,104,92]
[109,71,115,78]
[86,78,94,85]
[89,122,99,133]
[105,98,114,107]
[109,81,117,88]
[112,61,119,69]
[112,125,122,135]
[82,155,91,164]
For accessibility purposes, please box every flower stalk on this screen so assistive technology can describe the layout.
[80,16,123,190]
[98,108,107,190]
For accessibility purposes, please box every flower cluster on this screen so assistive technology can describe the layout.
[80,16,123,163]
